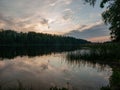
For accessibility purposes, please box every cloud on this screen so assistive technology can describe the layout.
[63,0,73,5]
[0,0,74,33]
[39,17,48,25]
[62,9,74,21]
[0,13,49,32]
[64,22,110,42]
[48,0,58,7]
[0,0,104,36]
[48,0,72,7]
[76,21,104,32]
[0,14,14,25]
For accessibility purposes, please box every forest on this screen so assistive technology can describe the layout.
[0,29,89,46]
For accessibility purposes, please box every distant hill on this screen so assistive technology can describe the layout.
[0,29,90,46]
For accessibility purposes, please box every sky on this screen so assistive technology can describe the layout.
[0,0,110,42]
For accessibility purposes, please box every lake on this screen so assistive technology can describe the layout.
[0,47,112,90]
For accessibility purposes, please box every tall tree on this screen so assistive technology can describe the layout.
[84,0,120,42]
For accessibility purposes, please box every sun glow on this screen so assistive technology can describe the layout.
[34,23,48,31]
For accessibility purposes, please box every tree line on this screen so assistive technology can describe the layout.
[0,29,89,46]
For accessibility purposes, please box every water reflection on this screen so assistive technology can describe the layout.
[0,46,79,59]
[0,49,112,90]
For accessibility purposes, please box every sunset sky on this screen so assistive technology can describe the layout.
[0,0,110,42]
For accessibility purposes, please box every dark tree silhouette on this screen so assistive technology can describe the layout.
[84,0,120,42]
[0,29,89,46]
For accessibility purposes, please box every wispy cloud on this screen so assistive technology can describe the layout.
[62,8,74,21]
[64,21,110,42]
[48,0,72,7]
[76,20,104,32]
[0,13,49,32]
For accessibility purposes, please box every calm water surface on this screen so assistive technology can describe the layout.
[0,50,112,90]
